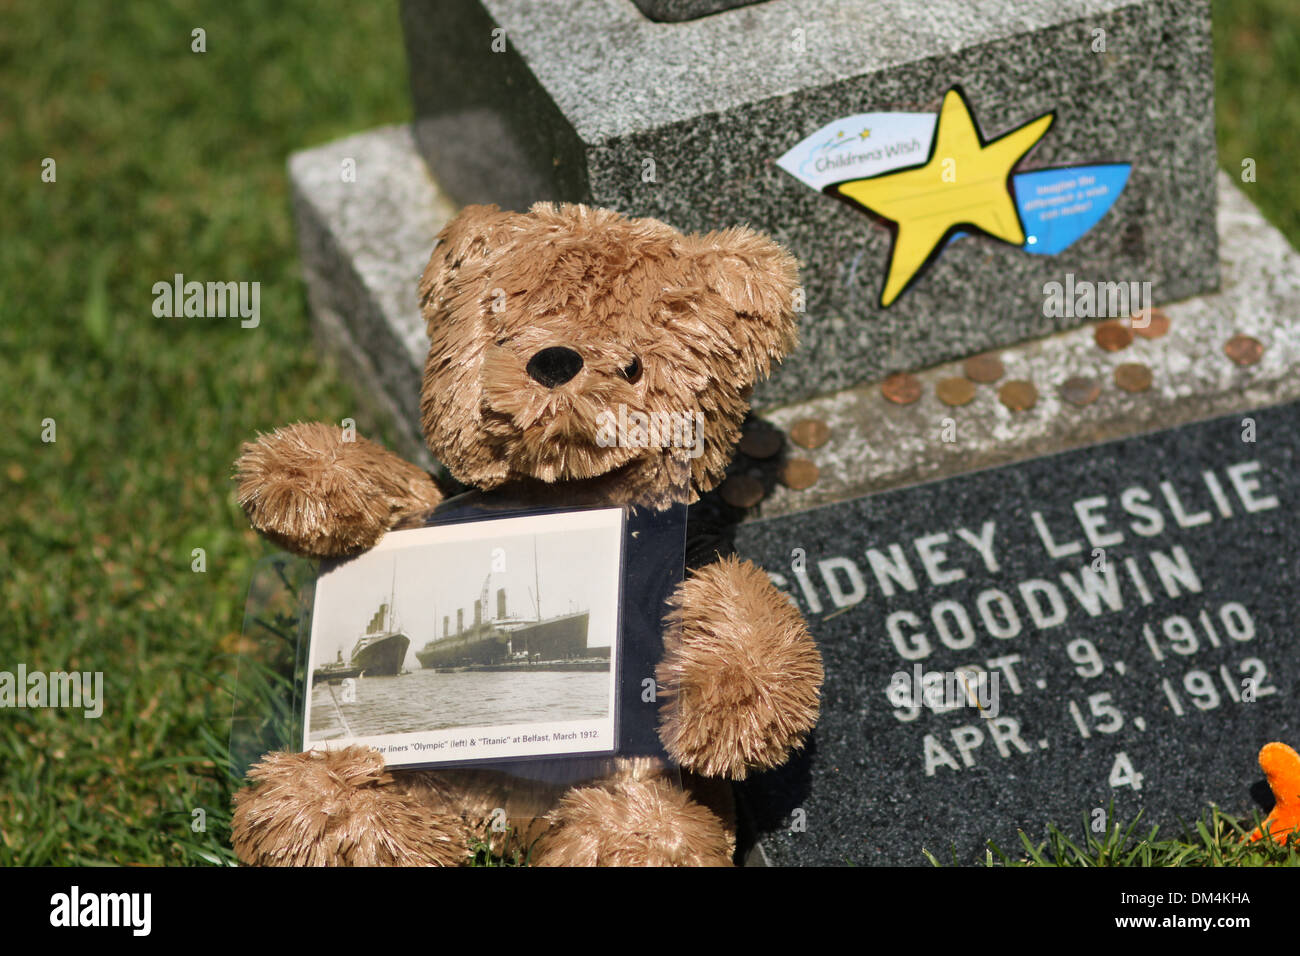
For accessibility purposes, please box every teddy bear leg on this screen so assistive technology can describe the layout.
[234,421,444,558]
[532,775,733,867]
[231,746,468,866]
[657,555,823,780]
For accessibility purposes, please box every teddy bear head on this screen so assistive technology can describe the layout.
[417,202,800,504]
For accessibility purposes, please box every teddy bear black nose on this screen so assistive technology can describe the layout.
[526,347,584,388]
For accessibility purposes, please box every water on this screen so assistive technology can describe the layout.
[308,668,610,741]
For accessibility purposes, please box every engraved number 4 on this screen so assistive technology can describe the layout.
[1108,751,1143,791]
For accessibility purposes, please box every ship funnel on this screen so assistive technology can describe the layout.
[457,608,463,634]
[474,599,482,626]
[443,615,449,638]
[497,587,507,620]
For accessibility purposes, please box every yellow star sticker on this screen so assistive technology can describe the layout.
[831,88,1054,307]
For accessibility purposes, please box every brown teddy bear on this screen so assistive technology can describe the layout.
[230,202,823,866]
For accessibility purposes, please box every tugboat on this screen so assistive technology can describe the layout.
[311,648,364,684]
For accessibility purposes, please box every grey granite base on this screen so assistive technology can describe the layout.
[288,125,1300,507]
[288,125,457,469]
[748,170,1300,521]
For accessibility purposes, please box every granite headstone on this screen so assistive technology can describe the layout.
[734,401,1299,865]
[400,0,1219,402]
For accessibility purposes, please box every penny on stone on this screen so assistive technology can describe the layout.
[998,379,1038,411]
[881,372,922,405]
[1114,362,1153,393]
[781,458,820,491]
[1059,376,1102,407]
[1094,321,1133,352]
[1129,307,1170,340]
[936,376,977,407]
[789,418,831,450]
[963,354,1005,384]
[738,429,783,459]
[719,474,765,508]
[1224,334,1265,367]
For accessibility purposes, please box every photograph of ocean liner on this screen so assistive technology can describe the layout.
[414,556,602,671]
[302,508,625,767]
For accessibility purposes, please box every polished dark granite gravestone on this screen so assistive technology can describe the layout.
[734,401,1299,865]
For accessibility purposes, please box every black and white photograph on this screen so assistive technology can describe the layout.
[302,508,625,768]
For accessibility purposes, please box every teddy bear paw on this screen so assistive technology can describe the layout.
[532,777,732,866]
[231,746,468,866]
[234,422,443,558]
[657,555,823,779]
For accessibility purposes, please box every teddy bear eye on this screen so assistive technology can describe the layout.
[619,356,643,384]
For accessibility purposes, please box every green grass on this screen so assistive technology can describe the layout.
[926,805,1300,867]
[0,1,411,865]
[1213,0,1300,240]
[1,0,1297,865]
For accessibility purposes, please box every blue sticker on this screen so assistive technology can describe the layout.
[1014,164,1131,256]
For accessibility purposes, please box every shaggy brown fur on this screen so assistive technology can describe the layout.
[232,747,467,866]
[418,203,799,505]
[533,777,732,867]
[231,203,822,866]
[235,422,444,558]
[657,555,824,779]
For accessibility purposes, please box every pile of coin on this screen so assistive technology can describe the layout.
[724,414,834,507]
[727,310,1267,511]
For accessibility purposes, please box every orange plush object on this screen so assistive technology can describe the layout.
[1249,742,1300,844]
[231,203,823,866]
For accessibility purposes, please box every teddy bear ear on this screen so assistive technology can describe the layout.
[681,225,802,384]
[418,204,517,334]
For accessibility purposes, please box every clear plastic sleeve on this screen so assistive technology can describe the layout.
[230,459,691,862]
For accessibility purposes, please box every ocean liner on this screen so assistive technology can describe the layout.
[347,599,410,675]
[313,569,410,683]
[415,570,591,670]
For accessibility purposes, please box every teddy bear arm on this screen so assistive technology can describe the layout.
[656,555,823,780]
[234,421,444,558]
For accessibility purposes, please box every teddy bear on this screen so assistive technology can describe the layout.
[230,201,823,866]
